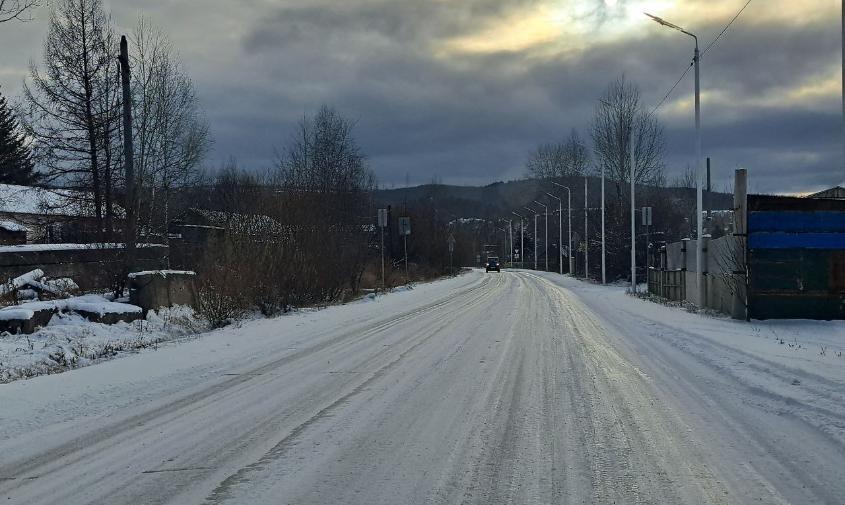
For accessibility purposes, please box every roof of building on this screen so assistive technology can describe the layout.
[0,220,28,232]
[808,186,845,199]
[0,184,115,218]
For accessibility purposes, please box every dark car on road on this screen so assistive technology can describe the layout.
[485,257,501,272]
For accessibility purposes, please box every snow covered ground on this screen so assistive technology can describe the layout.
[0,297,197,383]
[0,270,843,504]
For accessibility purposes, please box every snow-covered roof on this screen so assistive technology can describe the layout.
[0,220,28,232]
[189,208,288,237]
[0,184,120,218]
[0,243,167,254]
[128,270,195,279]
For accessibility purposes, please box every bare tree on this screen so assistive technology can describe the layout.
[131,17,210,239]
[20,0,120,239]
[278,105,376,301]
[526,129,590,179]
[673,164,696,188]
[0,0,39,23]
[591,76,665,206]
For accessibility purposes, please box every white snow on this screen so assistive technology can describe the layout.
[0,242,166,253]
[533,270,845,386]
[25,277,78,296]
[0,270,842,504]
[0,304,195,383]
[0,308,34,321]
[128,269,196,278]
[0,294,142,317]
[0,183,127,218]
[0,220,28,232]
[0,184,83,216]
[0,268,44,295]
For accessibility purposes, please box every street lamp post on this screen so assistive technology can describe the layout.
[512,211,524,268]
[546,192,563,275]
[647,12,703,305]
[507,219,513,266]
[551,182,572,276]
[630,124,637,293]
[533,200,549,272]
[584,177,589,279]
[524,206,538,271]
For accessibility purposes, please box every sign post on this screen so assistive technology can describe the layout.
[378,209,388,290]
[399,217,411,283]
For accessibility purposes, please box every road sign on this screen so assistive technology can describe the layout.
[642,206,653,226]
[378,208,388,228]
[399,217,411,236]
[447,234,455,252]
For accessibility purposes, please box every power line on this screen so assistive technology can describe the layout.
[649,60,694,117]
[649,0,753,115]
[703,0,753,57]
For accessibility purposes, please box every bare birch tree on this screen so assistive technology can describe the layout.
[278,105,375,301]
[131,17,210,239]
[591,76,665,206]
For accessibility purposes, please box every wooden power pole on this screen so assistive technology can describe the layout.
[119,35,137,273]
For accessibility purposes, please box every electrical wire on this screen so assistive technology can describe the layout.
[649,0,753,115]
[702,0,753,57]
[649,61,694,117]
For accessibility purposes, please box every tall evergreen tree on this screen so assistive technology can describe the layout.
[0,88,37,185]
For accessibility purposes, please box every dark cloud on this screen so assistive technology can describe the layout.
[1,0,843,194]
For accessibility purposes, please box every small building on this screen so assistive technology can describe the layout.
[809,186,845,199]
[0,184,116,243]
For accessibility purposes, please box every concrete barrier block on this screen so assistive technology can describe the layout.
[129,270,197,312]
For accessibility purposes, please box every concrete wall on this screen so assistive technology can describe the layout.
[0,244,169,291]
[652,234,745,318]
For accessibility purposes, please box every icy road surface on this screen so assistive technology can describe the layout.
[1,270,843,504]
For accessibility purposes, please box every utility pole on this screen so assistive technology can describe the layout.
[552,183,572,276]
[694,38,704,307]
[508,219,513,266]
[119,36,136,275]
[706,157,711,220]
[546,192,563,275]
[630,124,636,294]
[584,177,589,279]
[533,200,548,272]
[525,206,538,270]
[512,211,524,269]
[399,217,411,283]
[378,209,387,289]
[647,13,704,306]
[601,164,606,285]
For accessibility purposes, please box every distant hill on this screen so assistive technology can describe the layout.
[374,177,733,219]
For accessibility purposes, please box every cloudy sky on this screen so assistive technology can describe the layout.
[1,0,843,193]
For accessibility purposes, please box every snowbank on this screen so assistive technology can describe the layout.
[0,220,28,232]
[0,304,198,383]
[128,269,195,278]
[0,309,35,321]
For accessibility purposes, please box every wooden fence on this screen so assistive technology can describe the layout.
[647,267,686,302]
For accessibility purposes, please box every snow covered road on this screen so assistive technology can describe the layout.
[1,270,843,504]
